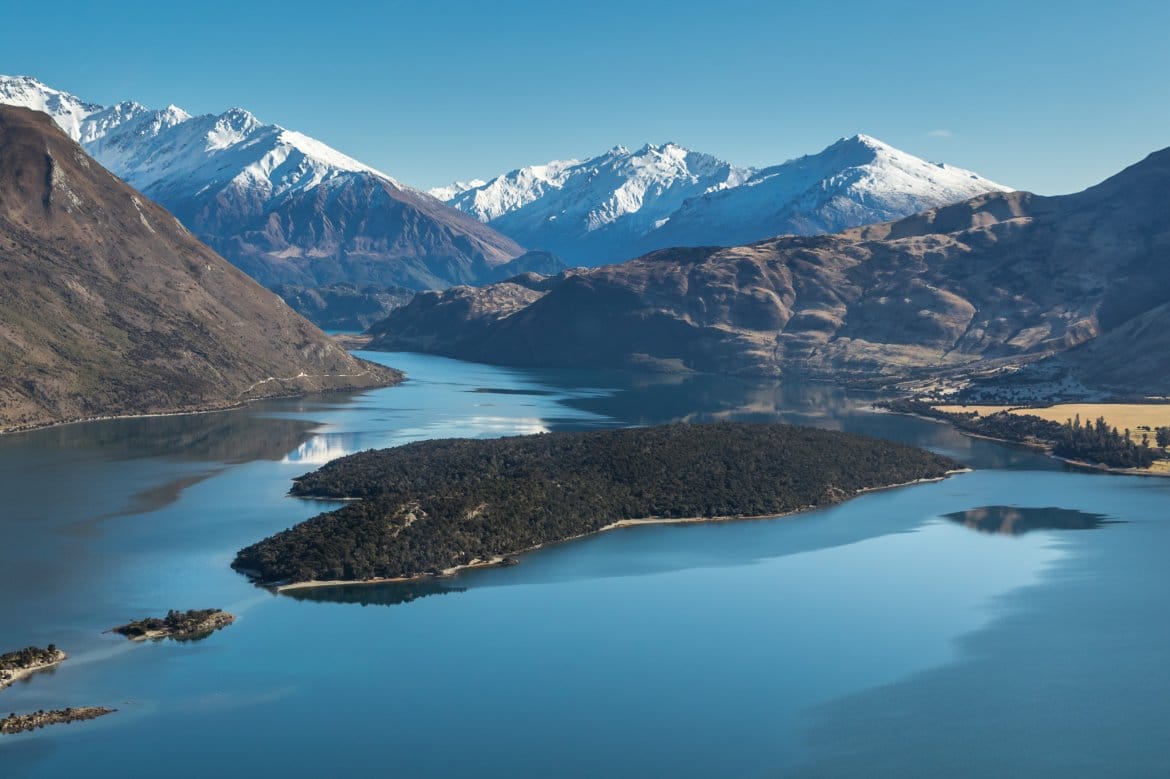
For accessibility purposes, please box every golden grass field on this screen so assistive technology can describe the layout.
[934,403,1170,432]
[935,403,1170,472]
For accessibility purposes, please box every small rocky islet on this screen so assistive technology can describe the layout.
[1,609,233,736]
[110,608,236,642]
[0,645,67,692]
[1,645,115,736]
[1,707,115,735]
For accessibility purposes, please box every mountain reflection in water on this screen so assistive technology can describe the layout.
[282,434,356,465]
[944,506,1115,535]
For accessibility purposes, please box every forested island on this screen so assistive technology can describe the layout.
[234,422,961,586]
[111,609,235,642]
[882,400,1167,471]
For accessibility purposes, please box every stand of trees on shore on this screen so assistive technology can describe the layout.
[234,422,959,585]
[1053,416,1159,469]
[883,400,1165,469]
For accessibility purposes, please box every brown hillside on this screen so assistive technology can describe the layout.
[0,106,400,432]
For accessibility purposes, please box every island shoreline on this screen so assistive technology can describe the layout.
[274,468,970,592]
[0,651,67,694]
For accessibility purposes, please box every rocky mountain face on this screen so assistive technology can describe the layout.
[0,105,400,432]
[1049,301,1170,395]
[0,76,525,290]
[373,146,1170,392]
[272,250,564,329]
[434,136,1008,266]
[272,283,418,332]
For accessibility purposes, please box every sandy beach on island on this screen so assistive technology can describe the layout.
[275,469,970,592]
[0,650,67,693]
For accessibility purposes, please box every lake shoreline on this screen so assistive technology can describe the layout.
[274,469,970,592]
[0,369,403,438]
[877,407,1170,478]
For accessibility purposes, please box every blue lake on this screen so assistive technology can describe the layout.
[1,352,1167,777]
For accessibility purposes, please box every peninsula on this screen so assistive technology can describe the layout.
[880,399,1170,475]
[111,609,235,642]
[234,422,961,587]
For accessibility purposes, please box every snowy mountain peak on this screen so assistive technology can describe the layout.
[429,179,488,201]
[443,142,753,258]
[0,74,403,197]
[206,107,263,148]
[650,135,1012,252]
[443,135,1010,264]
[804,133,891,166]
[639,141,686,156]
[219,106,260,127]
[0,75,102,140]
[844,133,890,149]
[0,75,524,290]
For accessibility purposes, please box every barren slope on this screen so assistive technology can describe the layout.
[0,106,400,432]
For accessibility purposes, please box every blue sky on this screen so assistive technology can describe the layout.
[3,0,1167,194]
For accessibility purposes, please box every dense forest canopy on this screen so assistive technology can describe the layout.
[234,423,959,585]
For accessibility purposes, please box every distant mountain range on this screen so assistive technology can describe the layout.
[0,105,399,432]
[377,145,1170,394]
[0,75,539,290]
[2,76,1013,292]
[433,136,1011,265]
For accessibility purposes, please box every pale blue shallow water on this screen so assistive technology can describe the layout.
[1,352,1167,777]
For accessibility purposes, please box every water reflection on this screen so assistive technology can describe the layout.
[471,387,559,396]
[391,415,554,442]
[537,370,1062,472]
[282,580,466,606]
[0,408,318,464]
[282,434,356,465]
[944,506,1114,535]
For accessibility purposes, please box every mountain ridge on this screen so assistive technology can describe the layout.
[371,145,1170,393]
[0,75,525,291]
[433,135,1010,265]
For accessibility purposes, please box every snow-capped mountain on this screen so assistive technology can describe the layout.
[436,143,752,264]
[435,136,1010,265]
[0,75,525,289]
[0,75,100,139]
[428,179,486,202]
[654,134,1011,248]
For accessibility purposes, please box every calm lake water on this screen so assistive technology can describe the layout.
[1,352,1168,777]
